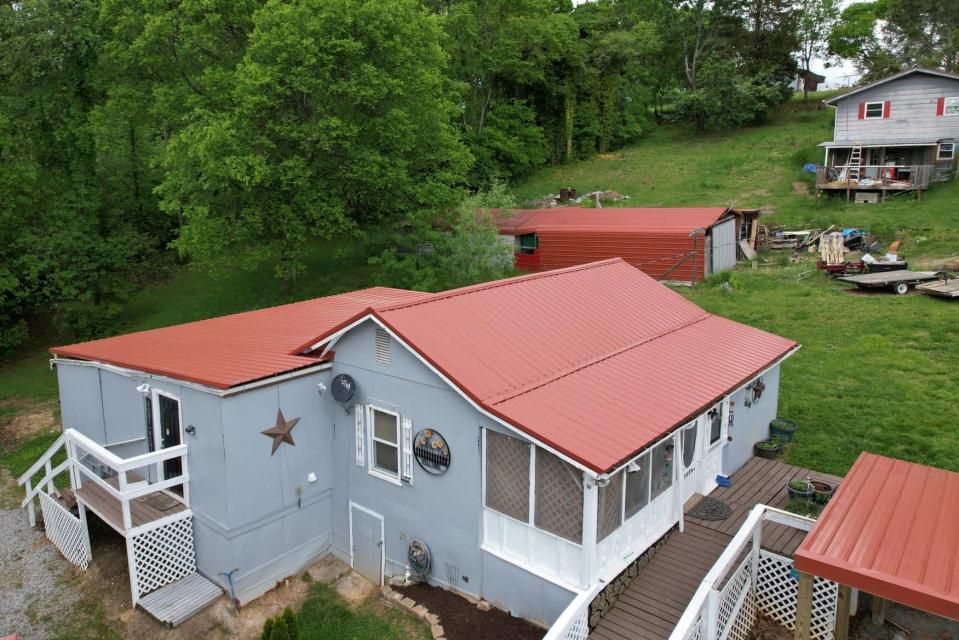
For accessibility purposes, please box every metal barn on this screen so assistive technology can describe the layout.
[496,207,738,284]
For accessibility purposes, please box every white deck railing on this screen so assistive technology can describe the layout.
[669,505,837,640]
[18,427,190,531]
[543,583,603,640]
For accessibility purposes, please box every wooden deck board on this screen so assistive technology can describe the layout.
[139,572,223,627]
[74,475,186,532]
[589,458,843,640]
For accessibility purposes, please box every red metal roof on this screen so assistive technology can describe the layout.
[794,453,959,621]
[54,260,796,471]
[51,287,432,389]
[375,259,796,472]
[495,207,730,235]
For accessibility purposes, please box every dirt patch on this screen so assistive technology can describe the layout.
[792,181,811,195]
[850,596,959,640]
[396,583,543,640]
[0,400,59,453]
[913,255,959,271]
[747,613,792,639]
[594,153,623,161]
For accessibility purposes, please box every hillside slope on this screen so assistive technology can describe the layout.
[515,105,959,260]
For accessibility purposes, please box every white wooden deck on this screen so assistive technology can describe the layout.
[138,572,223,627]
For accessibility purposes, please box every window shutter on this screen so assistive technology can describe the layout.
[355,405,365,466]
[882,100,891,119]
[402,417,413,481]
[937,97,946,116]
[857,102,865,119]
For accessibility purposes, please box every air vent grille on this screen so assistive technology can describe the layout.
[375,327,391,365]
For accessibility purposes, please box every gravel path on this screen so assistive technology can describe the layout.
[0,508,79,639]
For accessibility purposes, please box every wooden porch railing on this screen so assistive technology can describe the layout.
[816,165,934,189]
[18,428,190,531]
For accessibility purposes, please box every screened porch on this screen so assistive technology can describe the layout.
[481,400,729,592]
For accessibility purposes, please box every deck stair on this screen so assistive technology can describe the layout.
[138,572,223,627]
[17,428,214,625]
[847,146,862,181]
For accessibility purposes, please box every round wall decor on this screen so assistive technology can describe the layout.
[414,429,451,475]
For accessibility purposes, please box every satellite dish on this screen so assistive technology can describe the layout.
[408,539,432,581]
[331,373,356,404]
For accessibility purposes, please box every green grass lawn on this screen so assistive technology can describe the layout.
[683,265,959,476]
[294,582,430,640]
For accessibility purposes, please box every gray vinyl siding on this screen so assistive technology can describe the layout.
[832,74,959,144]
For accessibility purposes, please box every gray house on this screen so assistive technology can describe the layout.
[19,259,796,628]
[817,68,959,199]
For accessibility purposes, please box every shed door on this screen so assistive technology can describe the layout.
[710,217,737,273]
[351,505,383,585]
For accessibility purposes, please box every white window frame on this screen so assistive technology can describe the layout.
[864,101,884,119]
[707,401,725,450]
[944,97,959,117]
[366,405,402,486]
[481,428,585,548]
[938,142,955,161]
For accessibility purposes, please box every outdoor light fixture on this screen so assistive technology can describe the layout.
[135,383,150,396]
[627,461,641,473]
[307,472,317,483]
[185,425,197,435]
[316,382,327,395]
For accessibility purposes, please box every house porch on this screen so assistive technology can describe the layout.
[545,457,843,640]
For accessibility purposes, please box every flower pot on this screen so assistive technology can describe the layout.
[786,479,815,500]
[811,480,834,504]
[754,439,783,460]
[770,418,798,442]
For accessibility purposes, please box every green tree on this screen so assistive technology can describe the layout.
[371,184,516,291]
[673,56,782,132]
[158,0,471,288]
[797,0,838,105]
[280,606,299,639]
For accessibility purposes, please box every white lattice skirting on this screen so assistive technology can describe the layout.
[716,555,756,640]
[557,610,589,640]
[130,514,197,600]
[755,550,837,640]
[39,491,91,570]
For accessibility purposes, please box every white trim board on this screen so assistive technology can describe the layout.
[51,357,332,398]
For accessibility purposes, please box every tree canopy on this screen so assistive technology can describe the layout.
[0,0,832,358]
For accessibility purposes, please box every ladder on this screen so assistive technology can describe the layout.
[847,147,863,181]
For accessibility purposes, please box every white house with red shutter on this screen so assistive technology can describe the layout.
[816,68,959,198]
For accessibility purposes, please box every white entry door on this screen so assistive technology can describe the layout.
[701,402,728,495]
[680,421,702,504]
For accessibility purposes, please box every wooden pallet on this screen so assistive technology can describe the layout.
[138,572,223,627]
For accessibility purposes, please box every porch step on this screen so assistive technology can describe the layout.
[138,572,223,627]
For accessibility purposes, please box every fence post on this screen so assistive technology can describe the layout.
[834,584,851,640]
[794,572,814,640]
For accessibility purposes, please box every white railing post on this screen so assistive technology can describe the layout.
[750,520,762,607]
[126,537,141,606]
[180,453,190,507]
[705,589,719,639]
[44,459,54,493]
[117,469,133,530]
[25,478,35,527]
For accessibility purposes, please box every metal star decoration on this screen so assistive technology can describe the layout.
[261,409,300,456]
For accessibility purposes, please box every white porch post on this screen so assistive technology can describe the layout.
[25,478,35,527]
[581,477,599,589]
[675,431,684,533]
[750,520,762,606]
[126,536,140,606]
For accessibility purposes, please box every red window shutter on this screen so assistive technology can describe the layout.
[858,102,865,119]
[937,97,946,116]
[883,100,891,118]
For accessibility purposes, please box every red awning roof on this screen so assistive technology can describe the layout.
[51,287,433,389]
[494,207,730,235]
[795,453,959,621]
[374,259,795,472]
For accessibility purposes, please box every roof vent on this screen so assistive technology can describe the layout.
[375,327,391,365]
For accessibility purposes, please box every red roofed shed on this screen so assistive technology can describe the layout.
[495,207,737,283]
[794,452,959,625]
